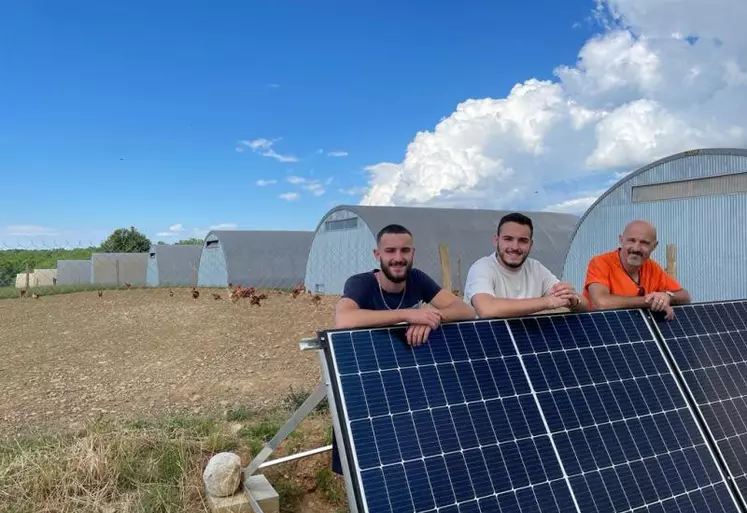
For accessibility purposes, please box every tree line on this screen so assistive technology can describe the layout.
[0,227,203,287]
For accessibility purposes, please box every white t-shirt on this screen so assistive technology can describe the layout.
[463,253,560,307]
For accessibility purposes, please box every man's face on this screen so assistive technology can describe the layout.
[495,222,532,269]
[619,222,657,268]
[374,233,414,283]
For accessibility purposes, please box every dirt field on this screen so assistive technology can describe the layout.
[0,287,337,431]
[0,287,345,511]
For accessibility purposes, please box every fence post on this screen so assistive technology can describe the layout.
[665,244,677,280]
[438,244,452,292]
[25,264,30,290]
[116,259,121,287]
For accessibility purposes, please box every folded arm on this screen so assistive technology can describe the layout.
[427,289,476,322]
[471,293,556,319]
[334,298,410,329]
[586,283,649,310]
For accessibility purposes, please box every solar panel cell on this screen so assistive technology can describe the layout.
[322,307,743,512]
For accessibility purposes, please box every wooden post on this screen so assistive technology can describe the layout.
[438,244,452,292]
[25,264,30,291]
[115,259,121,287]
[665,244,677,280]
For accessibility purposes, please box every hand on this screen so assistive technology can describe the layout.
[662,305,675,320]
[644,292,670,312]
[403,308,442,329]
[405,324,431,346]
[550,281,578,300]
[544,294,571,310]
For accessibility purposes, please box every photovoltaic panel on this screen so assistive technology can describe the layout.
[652,300,747,503]
[323,320,579,513]
[320,308,742,513]
[508,309,740,513]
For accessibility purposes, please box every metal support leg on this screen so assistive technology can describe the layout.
[243,381,327,477]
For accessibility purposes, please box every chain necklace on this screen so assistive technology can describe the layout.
[376,273,406,310]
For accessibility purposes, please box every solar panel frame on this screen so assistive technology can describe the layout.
[649,299,747,509]
[318,305,747,513]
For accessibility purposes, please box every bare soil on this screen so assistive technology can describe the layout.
[0,287,336,431]
[0,288,345,511]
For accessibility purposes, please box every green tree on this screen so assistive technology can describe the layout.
[99,226,151,253]
[176,237,203,245]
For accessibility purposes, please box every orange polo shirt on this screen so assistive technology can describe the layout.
[583,249,682,308]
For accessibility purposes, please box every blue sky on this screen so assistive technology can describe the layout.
[3,0,711,248]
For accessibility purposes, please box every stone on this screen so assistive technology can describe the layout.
[203,452,242,497]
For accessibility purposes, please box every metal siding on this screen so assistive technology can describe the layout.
[56,260,91,285]
[146,252,159,287]
[90,253,148,286]
[196,235,229,287]
[306,205,579,295]
[563,151,747,303]
[150,244,202,286]
[303,211,378,294]
[196,231,313,288]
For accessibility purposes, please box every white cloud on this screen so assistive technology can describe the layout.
[340,186,368,196]
[360,0,747,215]
[209,223,238,230]
[255,179,277,186]
[156,223,238,238]
[237,138,298,163]
[327,150,348,157]
[279,192,300,201]
[286,176,306,184]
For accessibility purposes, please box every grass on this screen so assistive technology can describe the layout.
[0,392,345,513]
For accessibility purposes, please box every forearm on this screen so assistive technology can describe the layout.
[570,295,591,312]
[475,297,551,319]
[670,289,690,305]
[435,300,475,322]
[334,308,408,329]
[592,293,648,310]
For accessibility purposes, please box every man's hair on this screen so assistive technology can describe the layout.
[376,224,412,244]
[497,212,533,238]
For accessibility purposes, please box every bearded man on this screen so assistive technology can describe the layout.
[330,223,475,475]
[464,212,589,319]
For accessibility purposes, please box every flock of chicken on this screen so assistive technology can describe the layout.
[185,281,322,307]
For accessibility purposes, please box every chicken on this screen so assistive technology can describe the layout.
[168,289,174,297]
[211,292,222,300]
[19,289,26,298]
[191,288,200,299]
[97,290,103,298]
[32,293,40,299]
[249,295,262,307]
[311,294,322,305]
[124,282,132,289]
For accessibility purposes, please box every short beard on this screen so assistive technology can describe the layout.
[497,249,527,269]
[380,262,410,283]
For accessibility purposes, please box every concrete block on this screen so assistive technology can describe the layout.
[205,485,252,513]
[243,473,280,513]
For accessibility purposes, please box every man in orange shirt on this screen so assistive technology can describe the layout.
[583,220,690,319]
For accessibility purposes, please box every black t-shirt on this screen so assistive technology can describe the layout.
[342,268,442,311]
[331,267,442,475]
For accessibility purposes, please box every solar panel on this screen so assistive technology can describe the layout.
[319,308,743,513]
[652,300,747,504]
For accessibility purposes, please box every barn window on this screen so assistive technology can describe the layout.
[315,283,325,293]
[205,240,220,248]
[632,172,747,202]
[149,253,156,258]
[324,217,358,231]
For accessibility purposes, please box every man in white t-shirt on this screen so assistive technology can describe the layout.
[464,212,589,319]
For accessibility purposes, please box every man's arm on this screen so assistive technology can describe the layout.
[586,282,649,310]
[333,297,411,329]
[471,293,562,319]
[428,289,475,321]
[669,288,691,305]
[660,270,691,305]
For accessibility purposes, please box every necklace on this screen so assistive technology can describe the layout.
[376,273,406,310]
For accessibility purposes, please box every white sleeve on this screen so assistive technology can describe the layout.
[463,259,496,305]
[539,262,561,296]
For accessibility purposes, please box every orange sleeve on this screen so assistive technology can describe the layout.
[584,255,611,292]
[654,264,683,292]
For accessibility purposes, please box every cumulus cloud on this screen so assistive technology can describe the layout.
[360,0,747,214]
[156,223,238,238]
[279,192,300,201]
[327,150,348,157]
[283,175,327,196]
[255,179,277,186]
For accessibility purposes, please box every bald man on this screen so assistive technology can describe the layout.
[583,220,690,319]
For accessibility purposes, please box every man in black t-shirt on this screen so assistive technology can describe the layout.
[329,223,475,474]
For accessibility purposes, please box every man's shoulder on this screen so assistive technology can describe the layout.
[344,271,375,289]
[467,254,497,272]
[409,267,438,283]
[588,249,618,267]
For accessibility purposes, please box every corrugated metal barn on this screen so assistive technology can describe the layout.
[56,260,91,285]
[90,252,148,286]
[562,148,747,303]
[304,205,580,295]
[196,230,314,289]
[146,244,203,287]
